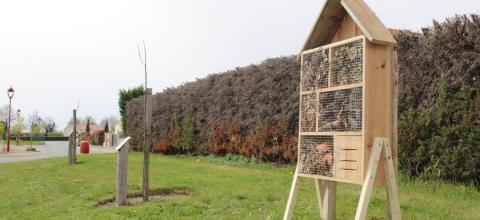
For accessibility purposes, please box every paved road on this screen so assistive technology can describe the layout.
[0,141,116,164]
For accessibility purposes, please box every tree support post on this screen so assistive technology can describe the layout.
[142,88,153,202]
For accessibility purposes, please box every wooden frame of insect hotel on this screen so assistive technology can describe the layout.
[284,0,402,219]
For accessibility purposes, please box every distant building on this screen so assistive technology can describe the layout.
[113,123,122,135]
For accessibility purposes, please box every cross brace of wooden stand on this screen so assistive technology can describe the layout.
[283,138,402,220]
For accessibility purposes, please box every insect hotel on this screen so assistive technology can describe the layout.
[284,0,401,219]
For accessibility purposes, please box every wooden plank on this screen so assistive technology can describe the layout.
[298,54,305,163]
[300,0,347,56]
[383,140,402,220]
[302,35,365,55]
[116,137,132,152]
[354,138,384,220]
[300,83,362,96]
[297,173,362,185]
[330,14,363,43]
[316,179,336,220]
[341,0,396,45]
[392,50,399,176]
[300,131,362,136]
[283,167,301,220]
[116,141,129,206]
[334,135,361,181]
[363,41,394,184]
[387,50,400,219]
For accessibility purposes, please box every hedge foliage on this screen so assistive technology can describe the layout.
[399,82,479,185]
[119,86,144,136]
[125,14,480,186]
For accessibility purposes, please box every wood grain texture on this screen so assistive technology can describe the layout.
[300,0,396,58]
[283,166,301,220]
[300,0,346,55]
[316,180,337,220]
[354,138,384,220]
[116,142,129,206]
[330,14,363,43]
[341,0,396,45]
[363,41,394,184]
[143,88,153,201]
[72,109,77,164]
[383,140,402,220]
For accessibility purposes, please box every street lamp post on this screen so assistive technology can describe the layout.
[7,87,15,152]
[16,109,21,144]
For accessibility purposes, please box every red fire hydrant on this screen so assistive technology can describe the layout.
[80,141,90,154]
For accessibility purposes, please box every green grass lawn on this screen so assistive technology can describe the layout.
[0,153,479,220]
[0,140,45,146]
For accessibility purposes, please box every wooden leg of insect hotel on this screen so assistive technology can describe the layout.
[283,166,300,220]
[284,169,337,220]
[354,138,401,220]
[315,180,336,220]
[383,140,402,220]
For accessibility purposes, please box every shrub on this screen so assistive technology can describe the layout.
[179,111,195,153]
[90,130,105,145]
[119,86,144,136]
[398,81,480,186]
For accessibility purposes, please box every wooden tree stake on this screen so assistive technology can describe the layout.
[142,88,153,202]
[68,109,77,165]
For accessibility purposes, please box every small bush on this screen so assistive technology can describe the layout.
[118,86,145,136]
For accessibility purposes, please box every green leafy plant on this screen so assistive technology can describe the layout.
[179,111,195,154]
[118,85,145,136]
[398,81,480,186]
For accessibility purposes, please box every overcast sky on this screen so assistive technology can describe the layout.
[0,0,478,130]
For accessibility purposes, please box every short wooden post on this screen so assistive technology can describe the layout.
[142,88,153,202]
[68,131,73,164]
[315,180,336,220]
[116,137,131,206]
[72,109,77,163]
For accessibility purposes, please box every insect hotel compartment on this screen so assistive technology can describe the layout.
[330,39,363,87]
[317,87,362,132]
[300,94,317,132]
[301,49,329,91]
[299,136,334,177]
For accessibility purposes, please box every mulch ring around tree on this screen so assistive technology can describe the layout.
[95,187,190,208]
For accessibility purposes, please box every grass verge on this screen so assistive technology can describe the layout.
[0,153,478,219]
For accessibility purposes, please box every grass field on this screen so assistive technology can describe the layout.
[0,153,479,220]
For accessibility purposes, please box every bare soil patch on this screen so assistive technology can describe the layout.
[95,187,190,208]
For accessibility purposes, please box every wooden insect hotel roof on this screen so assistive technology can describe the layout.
[300,0,396,55]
